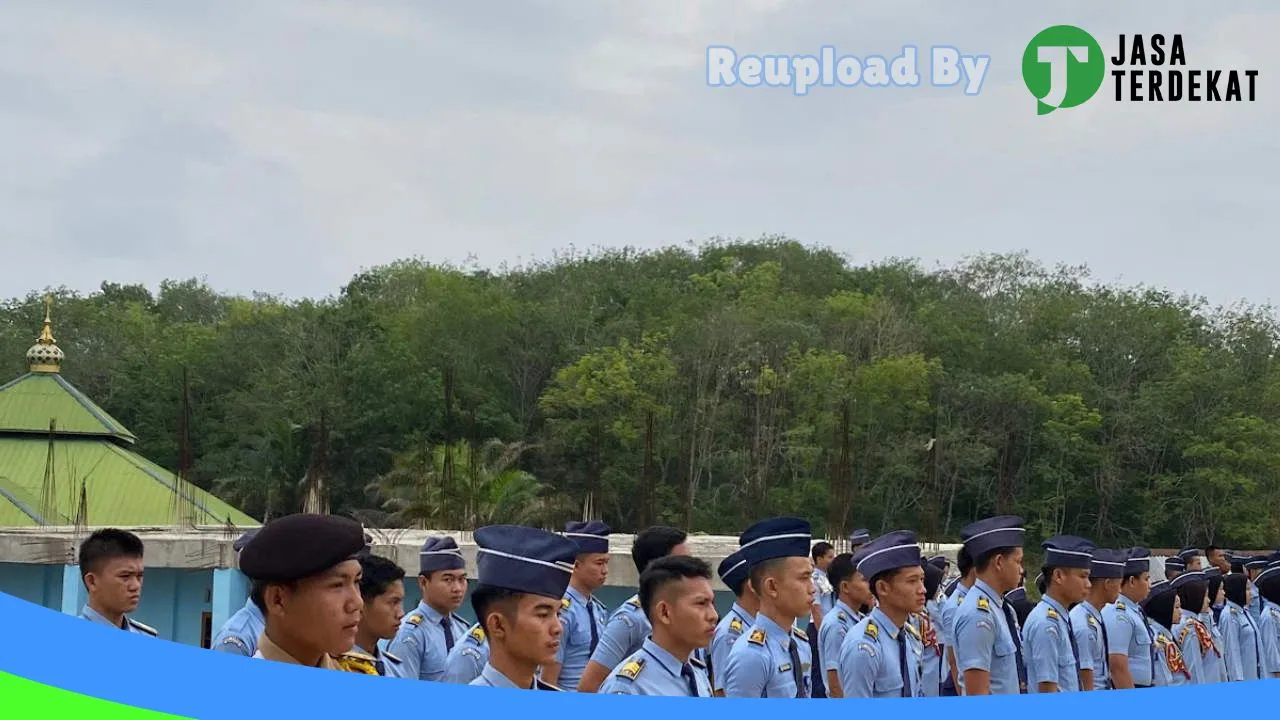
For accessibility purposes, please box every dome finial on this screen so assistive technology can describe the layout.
[26,294,64,373]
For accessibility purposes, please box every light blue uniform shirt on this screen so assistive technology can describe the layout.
[952,579,1020,695]
[598,637,712,696]
[469,663,560,690]
[710,602,753,693]
[1102,598,1154,686]
[916,601,944,696]
[555,586,606,691]
[1148,621,1183,686]
[940,581,971,692]
[817,599,861,695]
[387,601,471,681]
[723,613,812,698]
[210,598,264,656]
[837,607,924,699]
[1260,600,1280,676]
[587,594,648,676]
[352,643,408,678]
[80,605,157,637]
[1218,600,1261,681]
[1022,595,1080,692]
[1178,614,1224,683]
[442,623,489,684]
[1069,600,1108,689]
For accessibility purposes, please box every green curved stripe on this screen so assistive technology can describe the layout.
[0,671,193,719]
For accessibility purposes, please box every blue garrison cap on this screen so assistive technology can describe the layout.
[1043,535,1095,570]
[1171,570,1206,590]
[943,577,960,597]
[1164,557,1186,572]
[848,528,871,546]
[1145,579,1175,603]
[232,528,259,553]
[740,517,811,568]
[856,530,922,580]
[1245,556,1269,570]
[419,535,465,574]
[718,549,750,590]
[960,515,1025,558]
[927,555,949,570]
[1004,586,1027,604]
[1204,567,1222,579]
[1257,565,1280,585]
[1089,548,1126,579]
[1176,546,1200,562]
[1125,547,1152,576]
[474,525,577,599]
[564,520,611,555]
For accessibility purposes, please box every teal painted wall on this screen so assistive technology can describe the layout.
[0,562,740,646]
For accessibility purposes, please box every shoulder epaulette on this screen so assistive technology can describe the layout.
[469,625,486,642]
[976,596,990,613]
[690,655,706,669]
[1046,607,1059,620]
[837,611,848,622]
[1114,602,1126,611]
[904,622,921,640]
[626,595,641,608]
[561,597,571,611]
[384,650,402,664]
[747,628,766,646]
[955,593,964,605]
[407,613,423,626]
[791,626,808,642]
[618,657,645,680]
[1229,605,1240,614]
[1087,615,1098,628]
[865,621,879,640]
[128,619,158,636]
[336,653,379,675]
[729,617,743,633]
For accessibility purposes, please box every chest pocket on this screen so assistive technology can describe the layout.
[1133,615,1152,649]
[1056,624,1078,668]
[569,609,594,644]
[992,617,1017,658]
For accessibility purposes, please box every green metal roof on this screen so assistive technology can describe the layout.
[0,373,138,443]
[0,436,256,527]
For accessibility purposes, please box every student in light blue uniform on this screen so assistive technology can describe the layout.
[1171,570,1221,683]
[722,516,815,698]
[347,554,409,678]
[914,556,946,696]
[1071,548,1124,690]
[818,550,870,697]
[710,549,756,695]
[952,515,1026,696]
[577,526,689,693]
[1143,580,1191,686]
[836,530,927,698]
[1102,547,1155,688]
[598,555,717,696]
[1163,556,1186,582]
[388,536,471,681]
[76,529,157,638]
[467,524,578,690]
[1219,572,1262,681]
[211,530,265,656]
[544,520,610,691]
[940,546,975,695]
[807,540,836,699]
[1023,535,1094,693]
[1257,565,1280,679]
[1199,568,1228,680]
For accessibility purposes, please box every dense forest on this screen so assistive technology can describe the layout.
[3,238,1278,549]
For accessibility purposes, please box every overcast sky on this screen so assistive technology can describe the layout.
[1,1,1275,310]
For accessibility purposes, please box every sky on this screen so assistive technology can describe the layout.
[0,1,1275,309]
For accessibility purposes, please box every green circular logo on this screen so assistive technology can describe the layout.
[1022,25,1106,115]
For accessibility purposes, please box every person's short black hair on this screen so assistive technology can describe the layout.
[78,528,144,579]
[1205,545,1221,557]
[975,547,1019,572]
[1035,568,1048,595]
[470,583,523,634]
[956,547,973,575]
[639,555,712,619]
[827,553,857,592]
[632,526,688,573]
[748,557,788,595]
[726,574,749,597]
[811,541,834,562]
[249,579,269,613]
[359,554,406,601]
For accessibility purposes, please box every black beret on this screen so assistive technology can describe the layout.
[239,514,366,583]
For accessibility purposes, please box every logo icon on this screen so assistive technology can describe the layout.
[1022,25,1105,115]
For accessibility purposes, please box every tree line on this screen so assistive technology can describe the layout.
[3,238,1278,550]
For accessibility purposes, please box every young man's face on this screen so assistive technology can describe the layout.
[504,594,563,666]
[573,553,610,591]
[1124,572,1151,601]
[363,579,406,641]
[815,550,835,573]
[846,571,873,608]
[269,559,364,657]
[879,566,927,614]
[422,569,468,612]
[993,548,1024,593]
[654,577,719,650]
[85,555,145,616]
[767,556,816,618]
[1056,567,1092,605]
